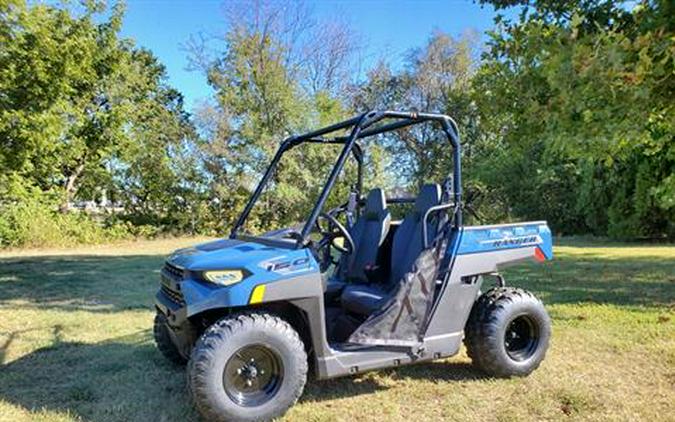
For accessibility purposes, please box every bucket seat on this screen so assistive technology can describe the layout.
[340,184,442,316]
[343,188,391,282]
[324,188,390,297]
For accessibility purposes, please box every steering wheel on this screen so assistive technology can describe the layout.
[315,211,355,271]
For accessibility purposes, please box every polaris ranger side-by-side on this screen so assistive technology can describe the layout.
[154,111,553,421]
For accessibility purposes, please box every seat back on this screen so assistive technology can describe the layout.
[344,188,391,281]
[389,184,441,285]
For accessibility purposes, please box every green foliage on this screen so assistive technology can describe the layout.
[351,31,481,188]
[190,2,361,234]
[1,0,672,247]
[1,0,127,202]
[474,0,674,238]
[0,196,139,248]
[0,0,198,247]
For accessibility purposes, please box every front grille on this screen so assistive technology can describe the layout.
[161,284,185,305]
[160,262,185,305]
[163,263,184,281]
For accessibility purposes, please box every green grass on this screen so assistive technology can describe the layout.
[0,238,673,421]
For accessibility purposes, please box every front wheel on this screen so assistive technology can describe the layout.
[188,312,308,422]
[464,287,551,378]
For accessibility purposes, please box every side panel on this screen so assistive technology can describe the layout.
[457,221,553,260]
[263,270,466,380]
[314,332,463,379]
[257,275,459,380]
[310,221,554,379]
[261,274,334,360]
[425,221,552,337]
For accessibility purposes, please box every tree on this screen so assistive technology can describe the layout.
[351,31,483,195]
[475,0,674,238]
[189,0,361,233]
[0,0,198,240]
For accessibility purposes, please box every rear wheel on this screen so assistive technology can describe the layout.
[188,312,307,422]
[464,287,551,377]
[153,312,187,365]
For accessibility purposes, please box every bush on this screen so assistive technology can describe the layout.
[0,198,139,249]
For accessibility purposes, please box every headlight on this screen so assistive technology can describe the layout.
[202,270,247,286]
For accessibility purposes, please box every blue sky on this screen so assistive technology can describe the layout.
[119,0,507,111]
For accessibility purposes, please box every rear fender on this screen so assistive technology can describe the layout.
[424,221,552,337]
[456,221,553,266]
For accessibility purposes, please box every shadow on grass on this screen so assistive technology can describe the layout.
[301,360,486,403]
[0,254,167,312]
[0,331,199,422]
[0,330,485,421]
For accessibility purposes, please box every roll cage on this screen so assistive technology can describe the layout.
[229,110,463,247]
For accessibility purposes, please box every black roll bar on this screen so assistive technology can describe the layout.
[229,142,286,238]
[299,111,386,241]
[229,137,364,238]
[422,202,458,249]
[229,110,462,245]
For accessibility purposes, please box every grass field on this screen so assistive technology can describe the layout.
[0,238,673,421]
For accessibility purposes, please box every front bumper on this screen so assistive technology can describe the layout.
[155,261,193,328]
[155,289,199,359]
[155,289,188,328]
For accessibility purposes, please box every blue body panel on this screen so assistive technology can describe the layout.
[166,238,320,316]
[158,221,552,320]
[455,221,553,259]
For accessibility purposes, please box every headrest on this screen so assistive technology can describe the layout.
[364,188,387,220]
[414,184,441,216]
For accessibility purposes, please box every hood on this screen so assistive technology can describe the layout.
[167,238,297,272]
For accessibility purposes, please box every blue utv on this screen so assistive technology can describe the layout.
[153,111,553,421]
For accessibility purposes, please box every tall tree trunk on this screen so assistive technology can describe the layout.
[60,162,85,213]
